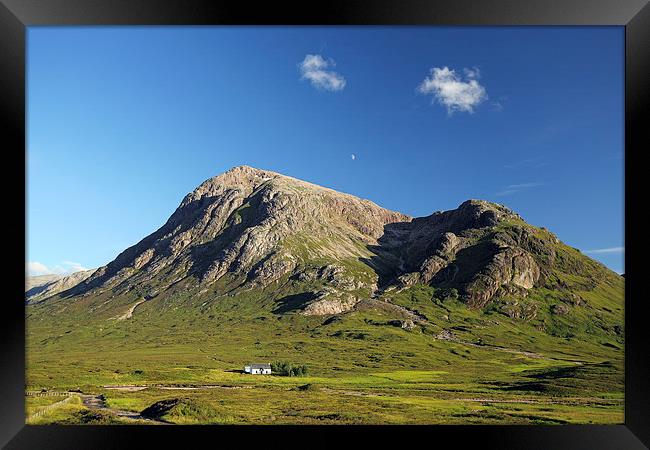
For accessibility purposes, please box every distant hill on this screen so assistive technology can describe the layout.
[26,274,62,291]
[25,269,95,303]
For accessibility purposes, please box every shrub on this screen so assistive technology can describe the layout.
[433,288,459,304]
[270,361,309,376]
[68,410,121,424]
[141,397,223,424]
[445,288,460,301]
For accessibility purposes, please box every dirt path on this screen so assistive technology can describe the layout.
[102,384,251,391]
[436,332,550,360]
[116,298,147,321]
[102,385,148,391]
[80,394,168,424]
[436,332,586,364]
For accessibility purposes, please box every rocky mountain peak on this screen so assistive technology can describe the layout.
[179,165,281,207]
[61,167,617,318]
[72,166,409,298]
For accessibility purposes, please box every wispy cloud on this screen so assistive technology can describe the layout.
[526,122,572,146]
[584,247,624,254]
[417,66,487,114]
[489,95,508,112]
[27,261,89,276]
[298,54,346,92]
[507,182,544,189]
[503,156,548,170]
[495,182,544,197]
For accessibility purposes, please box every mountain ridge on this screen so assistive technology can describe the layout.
[53,165,619,319]
[25,269,96,304]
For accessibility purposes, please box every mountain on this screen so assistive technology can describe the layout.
[26,269,95,304]
[26,274,62,291]
[26,165,624,424]
[62,165,619,319]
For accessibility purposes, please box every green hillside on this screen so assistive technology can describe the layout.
[26,262,623,424]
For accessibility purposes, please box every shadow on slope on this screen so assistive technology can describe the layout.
[272,292,319,314]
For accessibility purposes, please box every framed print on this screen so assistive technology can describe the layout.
[1,0,648,448]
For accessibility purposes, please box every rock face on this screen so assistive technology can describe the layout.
[61,166,616,315]
[302,293,360,316]
[26,269,96,303]
[462,247,541,308]
[379,199,547,308]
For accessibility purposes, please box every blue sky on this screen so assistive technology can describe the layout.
[27,26,624,275]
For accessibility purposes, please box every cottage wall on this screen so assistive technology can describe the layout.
[245,364,271,374]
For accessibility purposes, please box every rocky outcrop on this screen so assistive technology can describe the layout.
[294,265,365,291]
[398,200,520,273]
[463,246,540,308]
[302,292,360,316]
[436,329,457,340]
[408,231,462,285]
[387,319,416,331]
[381,200,544,307]
[551,303,570,315]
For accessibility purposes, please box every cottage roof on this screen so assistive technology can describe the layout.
[250,363,271,369]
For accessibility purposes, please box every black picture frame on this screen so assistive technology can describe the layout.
[1,1,648,448]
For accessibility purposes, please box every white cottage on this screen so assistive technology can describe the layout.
[244,363,272,375]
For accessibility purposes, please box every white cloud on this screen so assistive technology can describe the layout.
[62,261,89,272]
[350,154,356,160]
[27,261,89,276]
[463,67,481,79]
[584,247,624,254]
[299,54,346,92]
[27,262,52,276]
[418,66,487,114]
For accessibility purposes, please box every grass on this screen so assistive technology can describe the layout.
[25,394,71,419]
[26,395,85,424]
[25,220,624,425]
[69,367,622,425]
